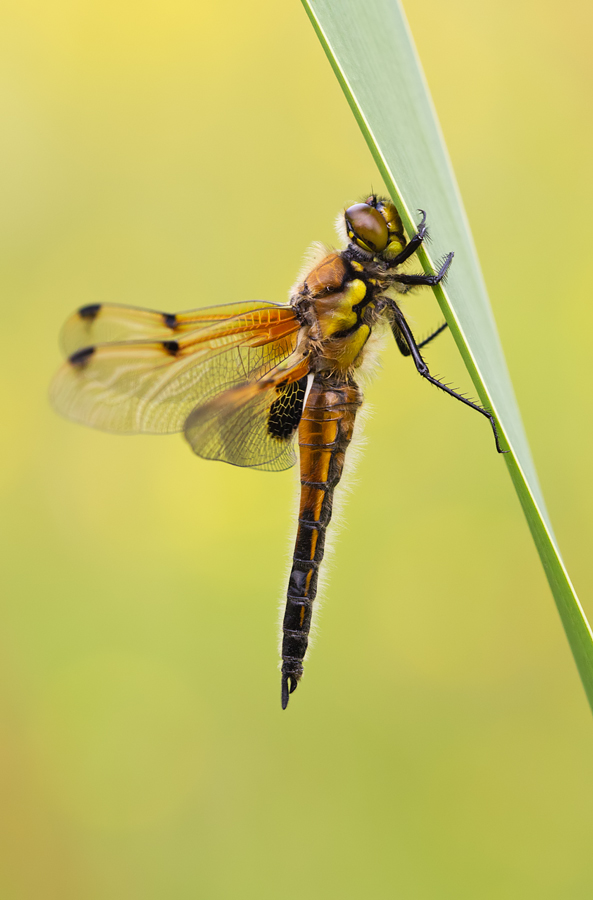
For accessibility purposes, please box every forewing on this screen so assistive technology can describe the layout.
[184,361,311,471]
[50,305,301,435]
[60,300,290,357]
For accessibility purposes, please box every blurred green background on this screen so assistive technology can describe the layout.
[2,0,593,897]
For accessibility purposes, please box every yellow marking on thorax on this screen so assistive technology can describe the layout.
[316,279,367,339]
[341,324,371,368]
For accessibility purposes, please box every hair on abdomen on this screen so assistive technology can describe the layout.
[276,327,387,672]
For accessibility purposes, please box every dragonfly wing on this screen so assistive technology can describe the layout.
[50,305,302,436]
[184,353,311,471]
[60,300,292,357]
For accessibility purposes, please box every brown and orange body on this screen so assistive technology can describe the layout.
[50,194,504,710]
[278,198,411,705]
[281,378,362,708]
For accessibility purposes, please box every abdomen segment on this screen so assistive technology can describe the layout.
[281,376,362,708]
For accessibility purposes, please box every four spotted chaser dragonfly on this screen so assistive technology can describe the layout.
[51,195,505,709]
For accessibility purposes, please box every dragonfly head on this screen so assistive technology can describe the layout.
[344,195,406,258]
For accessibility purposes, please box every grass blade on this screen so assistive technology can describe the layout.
[301,0,593,711]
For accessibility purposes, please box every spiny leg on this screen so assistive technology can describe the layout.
[391,306,507,454]
[395,320,449,357]
[418,321,448,349]
[386,209,428,268]
[391,252,454,287]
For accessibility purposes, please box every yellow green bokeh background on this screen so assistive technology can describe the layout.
[2,1,593,896]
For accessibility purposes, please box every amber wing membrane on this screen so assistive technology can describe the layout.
[59,300,286,357]
[184,363,310,471]
[51,301,308,470]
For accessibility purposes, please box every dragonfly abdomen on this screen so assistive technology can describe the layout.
[281,376,362,709]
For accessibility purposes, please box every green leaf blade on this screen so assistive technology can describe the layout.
[302,0,593,710]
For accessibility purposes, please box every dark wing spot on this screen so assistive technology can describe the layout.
[78,304,101,321]
[69,346,95,369]
[162,313,177,329]
[268,375,308,441]
[162,340,179,356]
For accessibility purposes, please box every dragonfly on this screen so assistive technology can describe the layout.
[50,195,505,709]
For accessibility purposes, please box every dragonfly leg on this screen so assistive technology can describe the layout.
[392,307,507,454]
[418,321,448,349]
[391,252,454,287]
[395,320,449,357]
[385,209,428,268]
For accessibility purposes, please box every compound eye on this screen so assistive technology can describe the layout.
[344,203,389,253]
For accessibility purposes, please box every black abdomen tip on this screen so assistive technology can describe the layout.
[281,675,290,709]
[280,673,299,709]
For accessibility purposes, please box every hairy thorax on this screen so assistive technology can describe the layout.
[291,248,393,377]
